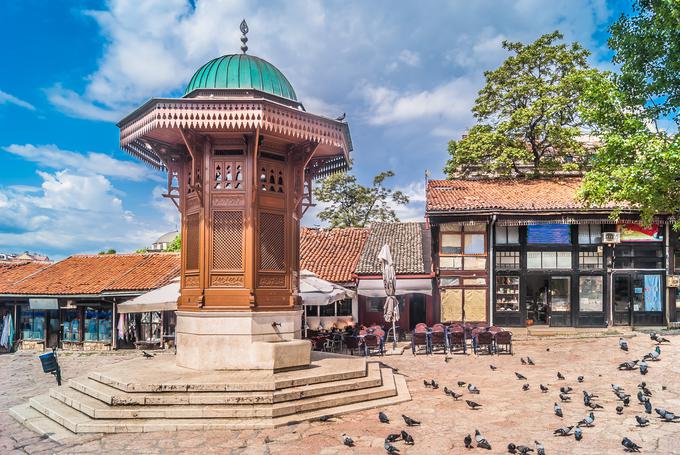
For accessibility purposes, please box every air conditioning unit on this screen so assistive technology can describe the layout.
[602,232,621,244]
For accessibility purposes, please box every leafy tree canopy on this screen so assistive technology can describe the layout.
[314,171,409,228]
[166,234,181,252]
[445,31,597,178]
[98,248,116,255]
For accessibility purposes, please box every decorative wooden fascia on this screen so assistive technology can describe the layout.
[179,128,204,208]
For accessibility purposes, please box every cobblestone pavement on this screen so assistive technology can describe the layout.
[1,333,679,454]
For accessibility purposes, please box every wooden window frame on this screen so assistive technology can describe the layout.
[439,226,488,257]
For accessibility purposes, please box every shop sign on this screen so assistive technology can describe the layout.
[619,224,662,242]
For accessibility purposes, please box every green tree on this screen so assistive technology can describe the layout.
[98,248,116,255]
[314,171,409,228]
[445,31,595,178]
[579,2,680,224]
[166,234,181,252]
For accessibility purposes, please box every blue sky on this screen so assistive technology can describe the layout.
[0,0,630,260]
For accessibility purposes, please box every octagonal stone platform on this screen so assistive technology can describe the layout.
[10,352,410,439]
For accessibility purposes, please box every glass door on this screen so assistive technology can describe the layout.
[549,276,571,326]
[613,275,632,325]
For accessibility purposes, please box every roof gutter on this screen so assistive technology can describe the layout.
[0,291,146,299]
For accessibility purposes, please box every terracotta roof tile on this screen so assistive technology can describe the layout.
[0,262,51,293]
[300,227,369,284]
[355,222,428,275]
[426,178,612,212]
[4,253,180,296]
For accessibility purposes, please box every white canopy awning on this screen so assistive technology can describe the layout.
[299,270,355,306]
[357,278,433,297]
[117,278,179,314]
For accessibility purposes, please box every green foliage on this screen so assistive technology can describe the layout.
[166,234,181,252]
[98,248,116,255]
[609,0,680,125]
[134,248,148,254]
[314,171,409,228]
[445,31,596,177]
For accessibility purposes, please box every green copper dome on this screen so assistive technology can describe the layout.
[184,54,298,102]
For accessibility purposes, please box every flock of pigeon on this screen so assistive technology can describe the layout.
[335,332,675,453]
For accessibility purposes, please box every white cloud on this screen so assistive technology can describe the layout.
[3,143,155,182]
[0,89,35,110]
[45,85,123,122]
[151,185,180,227]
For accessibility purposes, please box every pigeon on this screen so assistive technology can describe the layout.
[341,434,354,447]
[401,430,414,445]
[517,446,534,455]
[515,372,528,380]
[616,405,624,415]
[527,357,535,365]
[583,390,598,401]
[475,429,491,450]
[444,355,452,363]
[378,411,389,423]
[444,386,453,396]
[385,434,400,443]
[141,351,155,358]
[540,384,549,393]
[336,112,346,121]
[451,391,463,400]
[577,376,584,383]
[423,380,432,388]
[650,332,670,343]
[402,414,420,426]
[637,390,648,403]
[466,400,482,410]
[639,383,653,396]
[655,408,680,422]
[508,443,517,454]
[560,386,573,394]
[574,427,583,441]
[553,425,573,436]
[622,437,642,452]
[464,434,473,449]
[639,360,648,375]
[619,360,639,370]
[577,411,595,427]
[587,402,604,411]
[623,396,631,407]
[431,379,439,389]
[554,402,563,418]
[318,415,332,422]
[644,400,652,414]
[559,393,572,402]
[468,383,480,394]
[557,372,565,380]
[635,415,649,427]
[534,441,545,455]
[522,383,530,391]
[490,364,497,371]
[619,337,629,351]
[521,357,527,365]
[458,381,467,387]
[612,384,625,393]
[643,346,661,361]
[384,441,399,453]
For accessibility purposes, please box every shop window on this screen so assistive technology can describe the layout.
[140,312,161,342]
[62,310,80,342]
[527,251,572,270]
[496,251,520,270]
[336,299,352,316]
[464,234,485,254]
[440,289,462,322]
[367,298,384,313]
[496,276,519,312]
[440,287,487,322]
[20,309,45,340]
[579,251,603,269]
[84,309,112,342]
[441,233,462,254]
[495,226,519,244]
[579,276,603,312]
[550,277,571,312]
[320,303,336,317]
[440,225,487,270]
[527,224,571,244]
[614,245,663,269]
[440,277,460,287]
[305,305,319,317]
[465,289,487,321]
[674,251,680,273]
[578,225,602,244]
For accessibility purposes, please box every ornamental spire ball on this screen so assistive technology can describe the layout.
[240,19,249,53]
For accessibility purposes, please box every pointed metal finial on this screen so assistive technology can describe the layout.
[240,19,249,54]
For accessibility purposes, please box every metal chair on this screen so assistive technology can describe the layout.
[342,335,360,355]
[494,330,513,355]
[474,330,494,355]
[430,324,448,353]
[411,326,430,355]
[363,334,383,356]
[448,329,467,354]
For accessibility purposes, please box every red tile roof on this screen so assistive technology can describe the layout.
[3,253,180,296]
[427,178,612,212]
[300,227,369,284]
[0,262,51,293]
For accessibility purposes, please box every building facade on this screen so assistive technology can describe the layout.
[427,178,675,328]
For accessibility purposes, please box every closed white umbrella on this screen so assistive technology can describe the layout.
[378,244,399,350]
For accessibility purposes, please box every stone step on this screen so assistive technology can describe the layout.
[8,403,77,443]
[71,362,382,406]
[26,368,408,433]
[49,366,396,419]
[87,352,367,393]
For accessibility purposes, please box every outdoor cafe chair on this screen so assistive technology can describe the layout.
[342,335,360,355]
[474,330,495,355]
[311,337,327,352]
[448,329,467,354]
[494,330,513,355]
[411,326,430,355]
[430,325,448,353]
[488,325,503,334]
[363,334,383,356]
[326,333,343,353]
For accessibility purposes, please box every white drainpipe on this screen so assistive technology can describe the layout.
[489,215,497,326]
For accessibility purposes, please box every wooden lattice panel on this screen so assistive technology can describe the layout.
[259,212,285,271]
[212,210,243,270]
[186,213,200,270]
